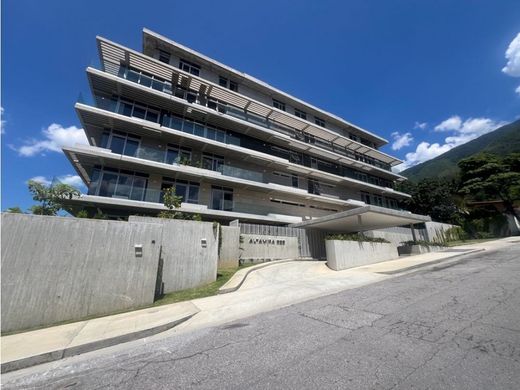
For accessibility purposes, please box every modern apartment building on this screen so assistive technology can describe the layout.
[63,29,413,225]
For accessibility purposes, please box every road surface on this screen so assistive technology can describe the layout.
[4,243,520,389]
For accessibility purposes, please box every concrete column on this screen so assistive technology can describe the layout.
[410,224,417,241]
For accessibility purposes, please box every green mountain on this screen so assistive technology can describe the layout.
[401,119,520,182]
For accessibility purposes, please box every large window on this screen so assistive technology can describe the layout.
[116,98,161,124]
[308,179,321,195]
[100,130,140,157]
[179,58,200,76]
[211,186,233,211]
[202,153,224,172]
[90,167,148,201]
[161,178,199,204]
[165,144,192,164]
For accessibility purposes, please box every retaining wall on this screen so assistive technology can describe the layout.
[129,217,218,293]
[219,226,240,268]
[240,234,299,263]
[1,214,162,333]
[326,240,399,271]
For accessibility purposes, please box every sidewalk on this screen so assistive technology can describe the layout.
[1,301,198,373]
[1,237,517,373]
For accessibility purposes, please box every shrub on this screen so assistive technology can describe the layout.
[400,240,448,247]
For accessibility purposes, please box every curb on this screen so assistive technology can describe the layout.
[377,248,485,275]
[1,310,198,374]
[219,259,299,294]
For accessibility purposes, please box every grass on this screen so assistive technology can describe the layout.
[2,263,254,336]
[446,238,498,247]
[152,263,256,306]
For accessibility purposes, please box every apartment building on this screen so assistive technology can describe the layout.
[63,29,412,225]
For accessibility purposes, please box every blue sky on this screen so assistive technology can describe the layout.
[2,0,520,211]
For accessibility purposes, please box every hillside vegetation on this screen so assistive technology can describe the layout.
[401,120,520,182]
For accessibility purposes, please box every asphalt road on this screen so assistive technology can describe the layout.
[4,244,520,389]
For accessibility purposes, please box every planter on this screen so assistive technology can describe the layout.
[397,244,445,256]
[326,240,398,271]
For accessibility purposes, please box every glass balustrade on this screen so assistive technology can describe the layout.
[105,65,393,171]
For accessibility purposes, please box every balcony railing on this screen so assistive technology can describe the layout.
[89,96,396,190]
[110,65,392,172]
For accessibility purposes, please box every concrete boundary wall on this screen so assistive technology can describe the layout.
[326,240,399,271]
[240,234,299,263]
[219,226,240,268]
[1,214,162,333]
[239,223,327,259]
[129,217,218,293]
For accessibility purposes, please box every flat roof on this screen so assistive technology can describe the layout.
[289,205,431,233]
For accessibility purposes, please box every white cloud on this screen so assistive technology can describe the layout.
[516,85,520,95]
[395,115,506,172]
[434,116,462,132]
[11,123,88,157]
[414,122,427,130]
[502,32,520,77]
[27,174,85,189]
[391,131,413,151]
[28,176,52,186]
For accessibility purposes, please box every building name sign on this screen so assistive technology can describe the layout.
[248,237,286,245]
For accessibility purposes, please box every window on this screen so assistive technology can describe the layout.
[101,130,141,157]
[158,50,171,64]
[294,108,307,120]
[91,167,148,201]
[202,153,224,172]
[291,175,299,188]
[165,144,191,164]
[161,178,199,204]
[360,191,371,204]
[179,58,200,76]
[354,171,368,183]
[273,98,286,111]
[211,186,233,211]
[219,76,238,92]
[314,117,326,127]
[308,179,321,195]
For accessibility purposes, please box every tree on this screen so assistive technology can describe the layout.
[5,206,24,213]
[27,180,80,216]
[397,178,461,224]
[458,153,520,221]
[158,187,183,219]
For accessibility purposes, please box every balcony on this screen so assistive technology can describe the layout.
[109,65,393,172]
[88,96,396,190]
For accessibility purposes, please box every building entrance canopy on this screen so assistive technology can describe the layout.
[289,205,431,233]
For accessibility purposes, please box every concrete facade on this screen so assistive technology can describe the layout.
[325,239,399,271]
[219,226,240,268]
[240,234,299,263]
[60,29,411,225]
[1,214,162,333]
[129,216,218,293]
